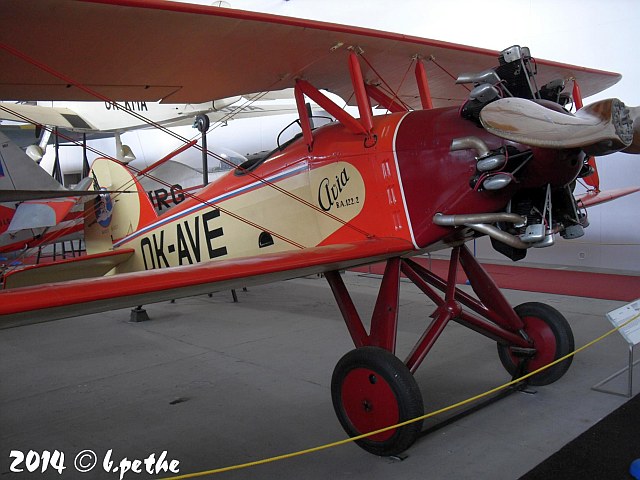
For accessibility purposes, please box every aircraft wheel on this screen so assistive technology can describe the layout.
[497,302,575,386]
[331,346,423,456]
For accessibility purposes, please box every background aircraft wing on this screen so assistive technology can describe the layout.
[0,102,96,130]
[0,237,414,329]
[3,248,135,289]
[0,0,621,108]
[7,197,79,231]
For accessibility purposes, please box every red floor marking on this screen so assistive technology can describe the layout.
[352,259,640,302]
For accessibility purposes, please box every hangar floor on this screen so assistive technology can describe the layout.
[0,271,637,479]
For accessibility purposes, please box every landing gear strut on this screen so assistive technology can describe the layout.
[325,244,574,456]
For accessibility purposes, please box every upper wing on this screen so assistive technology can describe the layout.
[0,237,414,329]
[0,0,620,108]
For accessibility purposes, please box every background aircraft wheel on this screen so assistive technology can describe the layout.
[331,346,424,456]
[497,302,575,386]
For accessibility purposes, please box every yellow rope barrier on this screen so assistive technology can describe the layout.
[161,311,640,479]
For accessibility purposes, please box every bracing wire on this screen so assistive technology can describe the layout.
[0,42,374,246]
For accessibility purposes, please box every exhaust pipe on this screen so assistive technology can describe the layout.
[433,212,525,227]
[434,212,535,250]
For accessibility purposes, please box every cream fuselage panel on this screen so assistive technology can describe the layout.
[88,158,366,274]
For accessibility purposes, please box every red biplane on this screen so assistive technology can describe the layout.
[0,0,638,456]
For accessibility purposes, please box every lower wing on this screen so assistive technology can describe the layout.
[0,238,414,329]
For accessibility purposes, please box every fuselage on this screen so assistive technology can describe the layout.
[85,107,583,273]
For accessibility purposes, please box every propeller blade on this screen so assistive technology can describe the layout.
[479,98,634,156]
[622,106,640,154]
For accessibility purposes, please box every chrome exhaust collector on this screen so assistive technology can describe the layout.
[433,212,526,227]
[464,223,530,249]
[433,212,536,250]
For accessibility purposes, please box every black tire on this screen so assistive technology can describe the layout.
[497,302,574,386]
[331,346,424,456]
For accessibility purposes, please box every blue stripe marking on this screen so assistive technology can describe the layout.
[113,164,307,247]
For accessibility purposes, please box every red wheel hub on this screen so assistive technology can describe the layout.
[340,367,399,442]
[517,315,557,371]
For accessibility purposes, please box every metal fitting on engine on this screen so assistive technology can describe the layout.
[450,137,507,173]
[469,83,500,103]
[433,212,526,227]
[481,172,512,190]
[455,69,502,86]
[450,136,490,158]
[476,154,507,172]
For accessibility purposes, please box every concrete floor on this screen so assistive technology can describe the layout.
[0,272,636,479]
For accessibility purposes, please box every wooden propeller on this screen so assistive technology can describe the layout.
[479,97,637,156]
[622,106,640,154]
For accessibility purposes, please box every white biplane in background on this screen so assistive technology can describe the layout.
[0,0,639,456]
[0,84,332,250]
[0,88,320,165]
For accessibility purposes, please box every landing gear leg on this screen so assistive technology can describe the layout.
[325,245,575,456]
[326,260,424,456]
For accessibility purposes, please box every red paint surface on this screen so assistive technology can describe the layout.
[512,315,557,371]
[341,368,398,442]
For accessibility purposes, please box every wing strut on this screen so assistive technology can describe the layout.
[295,80,369,136]
[294,84,314,151]
[294,50,378,150]
[348,51,374,134]
[573,79,601,191]
[415,59,434,110]
[365,84,408,113]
